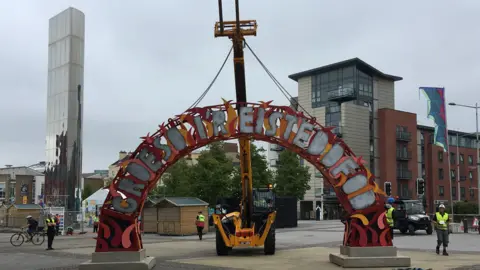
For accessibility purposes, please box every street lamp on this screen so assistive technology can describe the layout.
[448,102,479,214]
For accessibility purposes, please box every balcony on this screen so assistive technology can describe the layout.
[270,144,284,151]
[397,169,412,180]
[460,176,467,181]
[396,131,412,141]
[396,150,412,160]
[327,87,356,102]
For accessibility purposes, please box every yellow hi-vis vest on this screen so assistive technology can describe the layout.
[44,218,54,231]
[197,214,205,222]
[435,212,449,230]
[386,208,395,227]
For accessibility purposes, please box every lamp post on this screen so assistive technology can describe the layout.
[448,102,480,214]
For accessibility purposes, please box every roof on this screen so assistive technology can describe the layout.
[82,173,105,179]
[417,124,478,139]
[110,153,131,166]
[0,166,44,176]
[8,204,43,210]
[288,57,403,82]
[148,197,208,207]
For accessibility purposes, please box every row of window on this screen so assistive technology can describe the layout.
[438,185,475,199]
[424,133,478,149]
[437,151,476,165]
[437,168,475,180]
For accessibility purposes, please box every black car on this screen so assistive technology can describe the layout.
[393,199,433,235]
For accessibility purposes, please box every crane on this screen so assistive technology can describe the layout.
[211,0,276,256]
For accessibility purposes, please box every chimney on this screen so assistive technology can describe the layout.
[119,151,128,160]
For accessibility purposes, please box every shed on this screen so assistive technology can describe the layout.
[7,204,42,228]
[142,197,209,235]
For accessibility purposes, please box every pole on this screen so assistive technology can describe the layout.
[456,132,460,201]
[447,146,454,218]
[476,103,480,215]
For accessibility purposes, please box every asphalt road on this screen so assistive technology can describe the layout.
[0,220,479,270]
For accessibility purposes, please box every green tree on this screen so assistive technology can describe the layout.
[152,158,193,197]
[82,184,94,200]
[231,143,274,197]
[190,142,235,205]
[274,149,311,200]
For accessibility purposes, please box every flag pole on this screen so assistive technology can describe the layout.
[443,86,455,218]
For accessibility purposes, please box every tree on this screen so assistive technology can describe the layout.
[274,149,311,200]
[82,184,94,200]
[231,143,274,197]
[151,158,193,197]
[190,142,235,205]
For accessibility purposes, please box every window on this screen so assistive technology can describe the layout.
[312,66,357,108]
[41,183,45,196]
[0,183,4,199]
[468,155,473,165]
[460,154,464,164]
[438,151,443,162]
[452,187,457,198]
[450,153,455,164]
[357,70,373,97]
[471,188,475,198]
[420,133,425,145]
[438,168,444,180]
[469,171,473,180]
[461,187,466,199]
[450,169,455,180]
[439,186,444,197]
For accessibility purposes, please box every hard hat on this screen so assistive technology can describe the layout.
[387,197,395,204]
[439,204,446,208]
[26,215,32,219]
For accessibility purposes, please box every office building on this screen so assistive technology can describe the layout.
[44,7,85,211]
[288,58,402,219]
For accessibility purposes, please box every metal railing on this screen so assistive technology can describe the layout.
[396,131,412,141]
[327,87,355,101]
[396,150,412,160]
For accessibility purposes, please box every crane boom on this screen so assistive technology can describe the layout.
[215,0,256,227]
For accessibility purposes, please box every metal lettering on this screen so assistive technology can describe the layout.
[152,138,172,161]
[138,148,163,172]
[283,114,297,140]
[293,121,313,148]
[349,191,376,210]
[212,111,228,136]
[166,127,187,151]
[126,162,151,182]
[307,130,328,155]
[255,108,265,134]
[321,143,344,167]
[330,157,359,178]
[239,107,254,133]
[193,115,207,139]
[118,179,145,197]
[112,196,138,213]
[265,112,283,137]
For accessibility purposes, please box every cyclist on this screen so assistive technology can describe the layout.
[25,215,38,242]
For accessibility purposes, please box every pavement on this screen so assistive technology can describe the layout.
[0,220,479,270]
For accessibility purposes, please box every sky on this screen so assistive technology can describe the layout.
[0,0,479,173]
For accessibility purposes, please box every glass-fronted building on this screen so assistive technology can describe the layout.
[45,7,85,211]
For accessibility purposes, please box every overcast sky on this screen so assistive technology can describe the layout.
[0,0,479,173]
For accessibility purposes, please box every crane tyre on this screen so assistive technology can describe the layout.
[264,224,275,255]
[216,228,229,256]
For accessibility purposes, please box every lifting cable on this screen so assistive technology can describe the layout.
[244,41,314,119]
[186,45,234,111]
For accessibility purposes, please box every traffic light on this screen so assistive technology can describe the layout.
[417,178,425,195]
[384,182,392,196]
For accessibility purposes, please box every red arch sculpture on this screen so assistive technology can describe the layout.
[95,100,391,252]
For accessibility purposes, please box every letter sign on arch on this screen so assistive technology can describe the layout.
[95,100,391,252]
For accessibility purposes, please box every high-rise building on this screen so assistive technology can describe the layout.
[288,58,402,220]
[44,7,85,211]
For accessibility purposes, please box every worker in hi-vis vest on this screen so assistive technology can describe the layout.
[432,204,450,256]
[385,197,395,240]
[195,211,205,241]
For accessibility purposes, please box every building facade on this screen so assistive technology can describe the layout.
[288,58,402,219]
[0,166,44,205]
[44,7,85,211]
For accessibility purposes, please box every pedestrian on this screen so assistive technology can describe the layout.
[385,197,396,240]
[45,213,56,250]
[433,204,450,256]
[93,215,99,233]
[195,211,205,240]
[54,214,60,236]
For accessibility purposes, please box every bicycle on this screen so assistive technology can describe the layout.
[10,227,45,247]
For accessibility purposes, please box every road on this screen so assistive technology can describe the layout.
[0,220,479,270]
